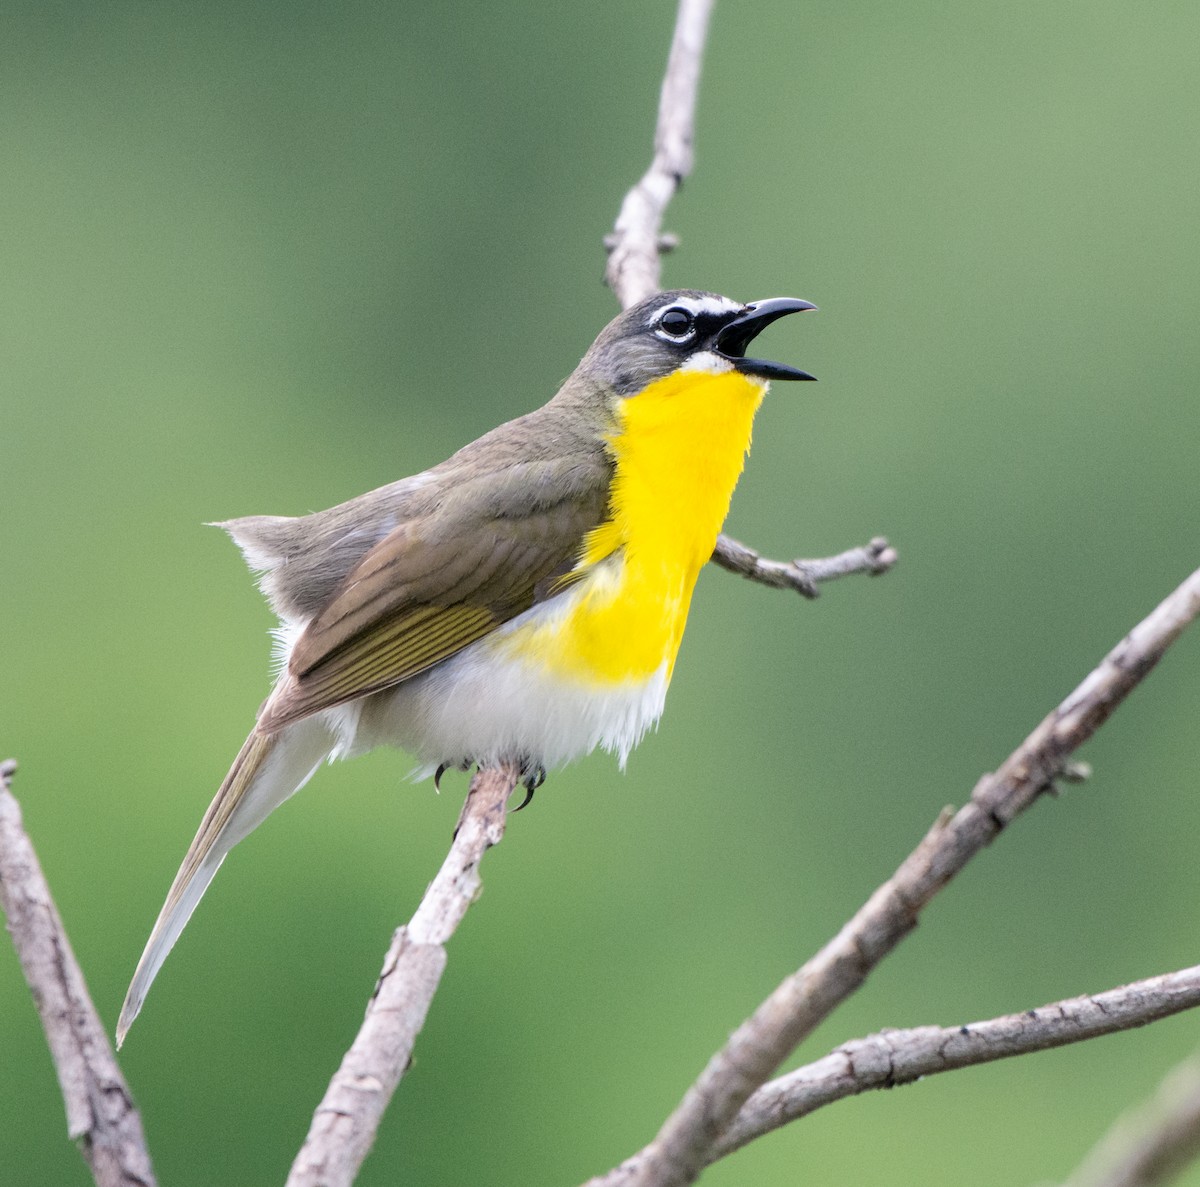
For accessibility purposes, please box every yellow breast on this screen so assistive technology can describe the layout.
[502,365,767,684]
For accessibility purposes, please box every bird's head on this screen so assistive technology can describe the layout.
[575,289,817,399]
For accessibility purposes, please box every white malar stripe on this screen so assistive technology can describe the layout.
[680,349,736,376]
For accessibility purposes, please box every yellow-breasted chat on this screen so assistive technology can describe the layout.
[117,289,816,1043]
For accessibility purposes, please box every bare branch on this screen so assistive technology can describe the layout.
[286,762,518,1187]
[290,7,883,1178]
[604,0,715,307]
[710,535,898,598]
[585,564,1200,1187]
[1063,1052,1200,1187]
[287,10,714,1177]
[713,966,1200,1162]
[0,760,157,1187]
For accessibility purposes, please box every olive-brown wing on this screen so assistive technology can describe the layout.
[258,484,608,732]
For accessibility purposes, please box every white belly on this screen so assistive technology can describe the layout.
[299,600,671,778]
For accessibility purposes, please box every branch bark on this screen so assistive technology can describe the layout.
[709,535,897,597]
[585,564,1200,1187]
[286,762,518,1187]
[604,0,715,308]
[0,760,157,1187]
[1,6,1195,1187]
[713,966,1200,1163]
[291,4,892,1179]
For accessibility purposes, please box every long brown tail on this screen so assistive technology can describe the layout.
[117,719,332,1045]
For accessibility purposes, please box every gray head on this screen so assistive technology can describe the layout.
[574,289,818,397]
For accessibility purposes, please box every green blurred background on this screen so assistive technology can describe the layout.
[3,1,1199,1183]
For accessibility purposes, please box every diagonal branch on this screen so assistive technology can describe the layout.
[286,762,518,1187]
[585,564,1200,1187]
[0,760,157,1187]
[712,966,1200,1162]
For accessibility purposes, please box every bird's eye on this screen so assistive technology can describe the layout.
[658,308,695,339]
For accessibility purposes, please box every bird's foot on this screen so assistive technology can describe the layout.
[513,762,546,811]
[434,758,472,793]
[442,756,545,812]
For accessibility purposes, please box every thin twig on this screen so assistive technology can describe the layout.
[286,762,518,1187]
[0,760,157,1187]
[604,0,715,308]
[585,565,1200,1187]
[709,535,897,598]
[713,966,1200,1162]
[1063,1053,1200,1187]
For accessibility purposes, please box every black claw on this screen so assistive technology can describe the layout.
[512,764,546,811]
[434,763,447,792]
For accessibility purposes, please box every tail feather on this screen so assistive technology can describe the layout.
[117,719,333,1045]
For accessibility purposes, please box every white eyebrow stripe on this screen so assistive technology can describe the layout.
[646,295,743,326]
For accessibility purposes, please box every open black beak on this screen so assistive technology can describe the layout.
[715,297,818,381]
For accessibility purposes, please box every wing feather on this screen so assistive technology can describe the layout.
[258,469,611,733]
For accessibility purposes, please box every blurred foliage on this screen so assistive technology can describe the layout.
[3,1,1200,1184]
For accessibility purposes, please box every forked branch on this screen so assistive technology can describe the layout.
[291,3,889,1179]
[585,564,1200,1186]
[715,966,1200,1163]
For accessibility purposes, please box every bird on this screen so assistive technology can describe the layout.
[117,289,816,1044]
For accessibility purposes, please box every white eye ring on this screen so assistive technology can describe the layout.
[655,306,696,342]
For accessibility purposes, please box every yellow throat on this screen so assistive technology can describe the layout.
[506,366,768,684]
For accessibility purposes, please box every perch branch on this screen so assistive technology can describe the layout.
[1063,1050,1200,1187]
[585,563,1200,1187]
[604,0,894,594]
[292,5,871,1181]
[291,8,711,1176]
[713,965,1200,1162]
[0,760,157,1187]
[286,763,518,1187]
